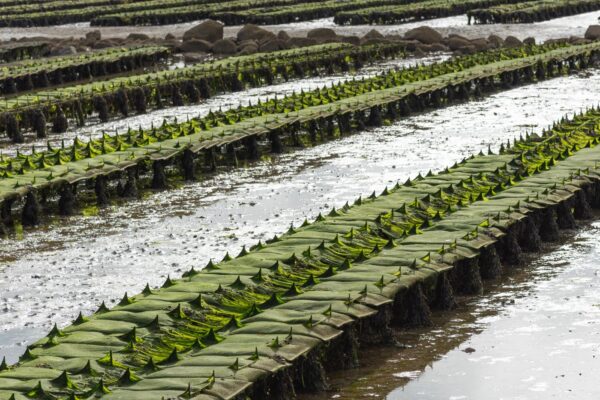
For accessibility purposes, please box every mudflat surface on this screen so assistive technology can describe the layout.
[1,66,598,363]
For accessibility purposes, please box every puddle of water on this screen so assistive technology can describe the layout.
[391,224,600,400]
[0,11,596,41]
[301,220,600,400]
[0,54,449,154]
[0,69,599,363]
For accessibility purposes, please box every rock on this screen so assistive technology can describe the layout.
[413,47,426,58]
[287,37,317,48]
[306,27,337,41]
[447,33,469,41]
[385,34,403,41]
[404,26,443,44]
[341,36,360,46]
[363,29,384,40]
[569,37,590,45]
[259,38,288,52]
[183,19,224,43]
[523,36,535,45]
[163,39,180,48]
[319,37,342,44]
[584,25,600,40]
[487,34,504,48]
[504,35,522,48]
[165,33,175,40]
[237,24,276,43]
[399,39,421,52]
[180,39,212,53]
[51,45,77,56]
[239,43,259,55]
[212,38,237,54]
[277,30,290,41]
[92,39,115,49]
[428,43,449,52]
[461,45,477,54]
[127,33,150,41]
[446,36,472,51]
[415,43,433,53]
[183,52,210,63]
[361,37,389,45]
[470,38,489,51]
[85,30,101,42]
[545,38,568,46]
[238,39,258,48]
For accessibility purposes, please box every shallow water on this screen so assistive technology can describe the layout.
[0,11,597,41]
[0,54,449,154]
[0,68,598,363]
[300,220,600,400]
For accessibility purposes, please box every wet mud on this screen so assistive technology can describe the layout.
[0,68,598,363]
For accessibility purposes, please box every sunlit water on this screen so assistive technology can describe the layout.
[301,220,600,400]
[0,68,598,363]
[394,224,600,400]
[0,11,596,41]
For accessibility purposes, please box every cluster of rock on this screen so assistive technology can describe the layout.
[179,20,368,59]
[2,30,157,56]
[178,21,600,60]
[4,21,600,60]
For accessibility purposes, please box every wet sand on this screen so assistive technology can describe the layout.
[300,219,600,400]
[0,68,598,363]
[0,11,597,41]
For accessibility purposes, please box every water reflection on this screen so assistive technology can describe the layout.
[300,221,600,400]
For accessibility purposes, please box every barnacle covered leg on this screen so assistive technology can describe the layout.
[1,198,14,229]
[496,226,522,266]
[452,257,483,295]
[406,283,433,327]
[21,191,41,227]
[294,351,328,393]
[269,131,284,154]
[181,149,196,180]
[52,107,69,134]
[224,144,238,168]
[93,95,109,122]
[245,135,260,160]
[5,113,23,144]
[434,272,457,310]
[32,110,47,139]
[520,217,542,252]
[539,208,560,242]
[95,176,109,207]
[151,160,167,190]
[121,167,139,198]
[479,245,503,280]
[204,148,217,172]
[58,183,76,216]
[573,189,593,220]
[393,283,432,328]
[556,200,576,229]
[132,87,147,114]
